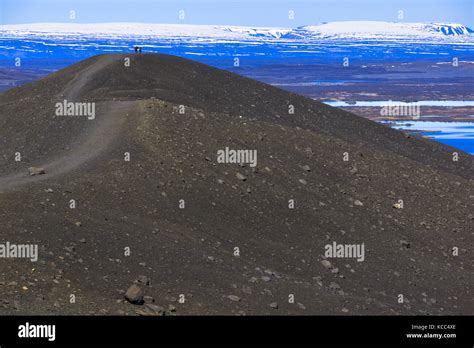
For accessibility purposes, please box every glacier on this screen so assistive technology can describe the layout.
[1,21,473,43]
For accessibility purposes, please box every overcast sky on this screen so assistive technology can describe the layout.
[1,0,473,27]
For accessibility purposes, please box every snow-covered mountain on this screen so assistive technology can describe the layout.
[1,21,473,43]
[284,21,474,41]
[0,23,290,41]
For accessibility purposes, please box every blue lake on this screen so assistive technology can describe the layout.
[381,121,474,154]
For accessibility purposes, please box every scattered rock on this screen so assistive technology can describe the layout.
[136,275,150,286]
[125,285,144,305]
[64,246,75,253]
[297,302,306,310]
[301,165,311,172]
[28,167,45,176]
[400,240,410,248]
[393,202,403,209]
[144,304,165,315]
[321,260,332,268]
[236,173,247,181]
[136,304,165,316]
[143,296,154,304]
[227,295,241,302]
[269,302,278,309]
[354,200,364,207]
[299,179,307,185]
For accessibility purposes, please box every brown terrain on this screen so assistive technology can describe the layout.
[0,54,472,315]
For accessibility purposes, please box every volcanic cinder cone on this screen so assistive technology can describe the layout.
[0,54,472,315]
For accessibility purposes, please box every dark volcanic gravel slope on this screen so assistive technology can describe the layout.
[0,54,472,315]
